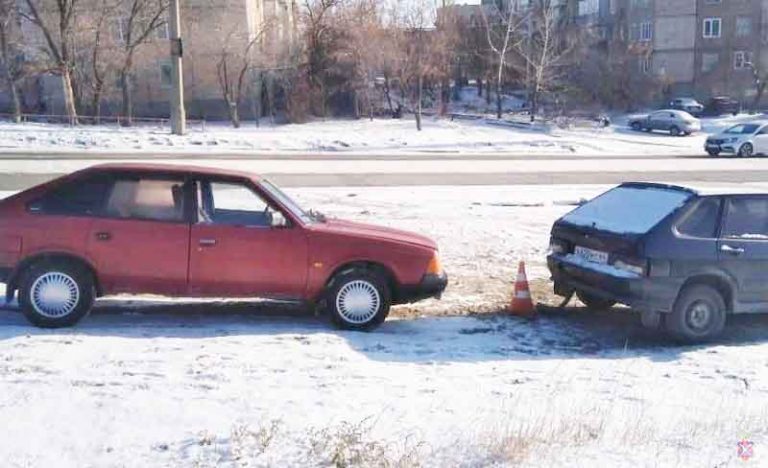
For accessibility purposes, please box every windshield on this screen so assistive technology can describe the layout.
[561,186,692,234]
[259,179,315,224]
[725,124,760,135]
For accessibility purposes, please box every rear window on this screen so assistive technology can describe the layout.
[30,176,112,216]
[561,186,692,235]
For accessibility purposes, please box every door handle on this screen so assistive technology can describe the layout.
[198,238,217,247]
[721,244,745,255]
[95,232,111,241]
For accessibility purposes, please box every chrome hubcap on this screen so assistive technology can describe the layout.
[336,280,380,324]
[688,301,712,330]
[742,145,753,157]
[30,272,80,318]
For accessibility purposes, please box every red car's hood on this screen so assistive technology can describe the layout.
[311,219,437,250]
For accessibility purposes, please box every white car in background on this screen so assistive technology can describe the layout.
[705,121,768,157]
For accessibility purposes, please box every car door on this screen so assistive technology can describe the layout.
[753,125,768,155]
[717,196,768,306]
[648,111,666,130]
[188,178,309,299]
[86,174,192,295]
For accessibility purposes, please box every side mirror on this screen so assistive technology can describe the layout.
[271,211,289,228]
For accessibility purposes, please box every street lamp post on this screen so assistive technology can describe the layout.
[169,0,186,135]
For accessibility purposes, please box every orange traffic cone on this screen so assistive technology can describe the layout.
[510,261,536,318]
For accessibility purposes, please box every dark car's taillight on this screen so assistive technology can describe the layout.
[548,237,571,255]
[611,256,648,276]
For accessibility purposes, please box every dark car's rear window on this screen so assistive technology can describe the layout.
[561,186,692,235]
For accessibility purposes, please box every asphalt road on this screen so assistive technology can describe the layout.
[0,151,764,190]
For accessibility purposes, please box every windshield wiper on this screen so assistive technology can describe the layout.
[309,209,327,223]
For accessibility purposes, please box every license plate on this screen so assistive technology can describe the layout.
[574,246,609,264]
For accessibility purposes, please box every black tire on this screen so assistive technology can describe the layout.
[707,149,720,157]
[669,126,681,136]
[325,268,391,331]
[576,291,616,311]
[666,285,726,342]
[18,260,95,328]
[630,121,642,131]
[738,143,754,158]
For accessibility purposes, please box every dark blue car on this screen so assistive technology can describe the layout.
[548,182,768,342]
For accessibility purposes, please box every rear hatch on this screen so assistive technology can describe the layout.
[550,183,694,276]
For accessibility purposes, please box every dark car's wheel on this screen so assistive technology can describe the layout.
[576,291,616,311]
[738,143,754,158]
[630,121,642,131]
[666,285,726,342]
[18,260,95,328]
[326,268,391,331]
[706,149,720,157]
[669,125,681,136]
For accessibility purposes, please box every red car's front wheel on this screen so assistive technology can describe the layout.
[18,260,95,328]
[326,268,391,330]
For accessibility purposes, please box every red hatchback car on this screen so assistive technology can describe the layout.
[0,164,447,329]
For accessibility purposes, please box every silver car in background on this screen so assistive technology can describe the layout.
[629,109,702,136]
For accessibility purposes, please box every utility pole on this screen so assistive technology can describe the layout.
[169,0,186,135]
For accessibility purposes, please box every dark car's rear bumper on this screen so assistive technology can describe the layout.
[548,255,679,313]
[396,272,448,304]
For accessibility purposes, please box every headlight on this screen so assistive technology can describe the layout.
[426,252,443,275]
[728,137,739,143]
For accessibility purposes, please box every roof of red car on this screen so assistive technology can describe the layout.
[78,163,263,180]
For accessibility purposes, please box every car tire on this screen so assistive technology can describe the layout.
[326,268,391,331]
[666,285,726,342]
[706,149,720,157]
[630,121,642,131]
[18,260,95,328]
[576,291,616,311]
[669,126,681,136]
[738,143,754,158]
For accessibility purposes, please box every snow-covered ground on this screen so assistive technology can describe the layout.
[2,184,768,466]
[0,114,759,156]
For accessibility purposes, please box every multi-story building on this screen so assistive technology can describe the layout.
[13,0,298,120]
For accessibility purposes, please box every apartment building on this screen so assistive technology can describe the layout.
[15,0,298,120]
[580,0,767,103]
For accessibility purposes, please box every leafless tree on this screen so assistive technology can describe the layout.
[302,0,343,117]
[113,0,168,126]
[481,1,527,119]
[215,22,276,128]
[21,0,81,123]
[80,0,120,122]
[0,0,22,122]
[514,0,575,122]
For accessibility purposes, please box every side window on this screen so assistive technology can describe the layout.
[722,198,768,239]
[29,176,112,216]
[201,181,274,227]
[676,198,721,238]
[105,177,186,222]
[758,126,768,136]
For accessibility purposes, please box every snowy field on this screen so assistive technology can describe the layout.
[0,113,759,156]
[1,184,768,466]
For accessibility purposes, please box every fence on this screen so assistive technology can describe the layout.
[0,113,207,131]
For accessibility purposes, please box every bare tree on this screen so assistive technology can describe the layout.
[79,0,119,122]
[302,0,343,117]
[215,22,275,128]
[391,0,433,131]
[514,0,575,122]
[114,0,168,125]
[481,1,527,119]
[0,0,22,122]
[21,0,81,123]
